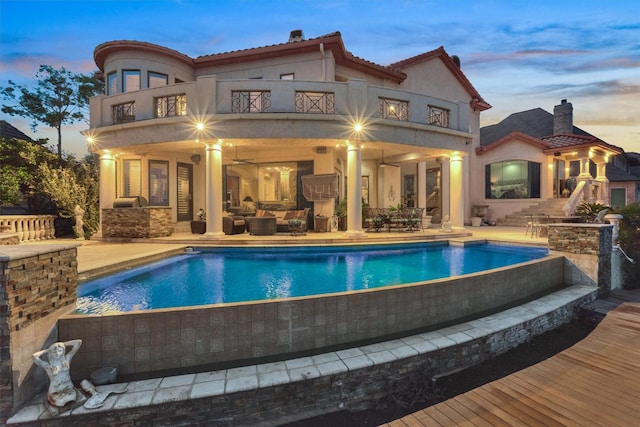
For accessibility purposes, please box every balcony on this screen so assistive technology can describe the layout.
[89,79,471,144]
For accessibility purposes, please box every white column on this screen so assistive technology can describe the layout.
[99,151,116,233]
[417,161,427,211]
[440,157,451,223]
[595,162,608,205]
[449,153,464,228]
[204,142,225,238]
[345,143,365,238]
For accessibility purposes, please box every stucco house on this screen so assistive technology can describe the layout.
[475,100,636,223]
[86,30,490,237]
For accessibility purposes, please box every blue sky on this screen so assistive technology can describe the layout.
[1,0,638,155]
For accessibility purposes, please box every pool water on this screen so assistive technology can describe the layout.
[77,243,547,314]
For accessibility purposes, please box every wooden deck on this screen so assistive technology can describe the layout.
[382,303,640,427]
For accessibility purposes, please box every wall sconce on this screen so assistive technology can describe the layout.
[190,154,201,164]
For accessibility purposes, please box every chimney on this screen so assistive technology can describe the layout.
[553,99,573,134]
[288,29,305,43]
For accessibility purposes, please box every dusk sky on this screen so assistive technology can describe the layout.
[1,0,638,156]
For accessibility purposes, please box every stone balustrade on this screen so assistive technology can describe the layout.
[0,215,56,243]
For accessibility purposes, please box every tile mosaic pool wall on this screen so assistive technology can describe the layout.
[58,255,566,380]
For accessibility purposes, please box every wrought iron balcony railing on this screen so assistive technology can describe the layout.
[112,101,136,124]
[232,91,271,113]
[295,91,335,114]
[427,105,450,128]
[378,97,409,121]
[155,94,187,118]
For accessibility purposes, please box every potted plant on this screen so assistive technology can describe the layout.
[335,199,348,231]
[575,202,610,223]
[191,209,206,234]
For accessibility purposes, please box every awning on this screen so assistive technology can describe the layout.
[302,173,338,201]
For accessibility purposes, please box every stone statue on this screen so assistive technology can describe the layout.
[74,205,85,239]
[440,215,452,232]
[32,339,82,407]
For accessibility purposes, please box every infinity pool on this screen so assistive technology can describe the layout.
[77,243,547,314]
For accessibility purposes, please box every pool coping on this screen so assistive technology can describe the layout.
[8,284,597,424]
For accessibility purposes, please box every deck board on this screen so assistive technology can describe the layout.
[385,302,640,426]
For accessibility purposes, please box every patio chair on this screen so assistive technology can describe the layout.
[535,214,550,237]
[525,215,535,236]
[406,207,424,231]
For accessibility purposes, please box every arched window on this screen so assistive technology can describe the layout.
[485,160,540,199]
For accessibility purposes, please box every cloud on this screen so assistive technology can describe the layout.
[529,79,640,98]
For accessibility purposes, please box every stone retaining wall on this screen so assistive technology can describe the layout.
[8,290,595,426]
[0,244,79,424]
[101,207,172,238]
[548,224,612,294]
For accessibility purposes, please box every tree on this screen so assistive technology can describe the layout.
[38,159,99,239]
[0,136,58,212]
[1,65,103,159]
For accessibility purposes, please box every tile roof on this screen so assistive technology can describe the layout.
[606,163,640,182]
[94,32,489,104]
[480,107,592,147]
[541,133,623,155]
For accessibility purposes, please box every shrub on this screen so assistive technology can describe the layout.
[575,202,610,222]
[617,203,640,289]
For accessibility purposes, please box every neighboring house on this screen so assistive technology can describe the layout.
[86,30,490,236]
[0,120,34,142]
[475,100,635,221]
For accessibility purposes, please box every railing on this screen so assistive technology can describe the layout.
[154,94,186,117]
[295,91,334,114]
[231,90,271,113]
[112,101,136,123]
[427,105,450,128]
[0,215,57,242]
[378,97,409,121]
[563,180,586,216]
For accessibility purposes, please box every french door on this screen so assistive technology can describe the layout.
[177,163,193,221]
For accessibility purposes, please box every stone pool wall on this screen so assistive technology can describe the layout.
[0,244,79,423]
[548,223,613,294]
[58,255,567,381]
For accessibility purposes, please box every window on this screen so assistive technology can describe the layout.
[361,176,369,205]
[295,91,335,113]
[122,70,140,92]
[122,159,141,196]
[231,91,271,113]
[611,188,626,209]
[377,97,408,121]
[259,163,298,202]
[427,105,450,128]
[149,160,169,206]
[486,160,540,199]
[280,73,294,80]
[107,72,117,95]
[148,72,168,88]
[155,94,187,117]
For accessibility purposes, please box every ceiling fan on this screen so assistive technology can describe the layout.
[379,150,400,168]
[232,146,255,165]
